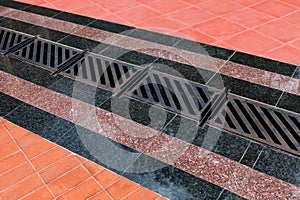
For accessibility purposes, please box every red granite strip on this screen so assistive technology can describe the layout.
[0,69,299,199]
[1,6,299,95]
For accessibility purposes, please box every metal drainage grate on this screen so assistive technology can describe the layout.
[0,27,138,91]
[66,55,138,90]
[210,95,300,156]
[0,28,27,51]
[126,70,226,121]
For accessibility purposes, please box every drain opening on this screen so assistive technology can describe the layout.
[210,95,300,156]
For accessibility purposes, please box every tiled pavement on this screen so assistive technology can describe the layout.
[0,118,165,200]
[13,0,300,65]
[0,0,299,200]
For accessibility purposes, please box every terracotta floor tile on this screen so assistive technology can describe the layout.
[265,45,300,65]
[3,121,18,132]
[0,123,6,134]
[0,141,19,160]
[89,191,112,200]
[290,38,300,49]
[49,0,94,12]
[39,155,81,183]
[180,0,208,4]
[230,0,264,6]
[22,139,55,159]
[83,160,105,176]
[9,126,31,140]
[106,178,140,199]
[90,0,141,13]
[224,30,282,54]
[124,187,160,200]
[0,133,13,147]
[192,17,244,40]
[169,6,216,26]
[0,151,26,175]
[57,178,102,200]
[115,5,161,24]
[280,0,300,8]
[225,8,274,28]
[94,169,120,187]
[0,174,44,200]
[255,20,300,43]
[136,15,187,33]
[147,0,190,14]
[0,162,35,191]
[15,132,42,148]
[281,11,300,26]
[177,28,215,44]
[198,0,244,16]
[72,5,110,19]
[31,146,70,170]
[48,166,91,197]
[22,186,53,200]
[250,0,297,18]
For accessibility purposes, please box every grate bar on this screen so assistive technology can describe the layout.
[3,35,37,56]
[210,94,300,156]
[50,49,88,76]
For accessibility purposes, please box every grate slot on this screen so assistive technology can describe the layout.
[210,94,300,156]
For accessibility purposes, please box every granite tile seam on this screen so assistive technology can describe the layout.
[1,6,299,95]
[0,70,299,199]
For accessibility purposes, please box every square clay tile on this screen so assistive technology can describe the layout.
[281,11,300,26]
[192,17,245,40]
[224,30,282,54]
[169,6,216,26]
[197,0,244,16]
[147,0,190,14]
[265,45,300,66]
[255,20,300,43]
[225,8,274,28]
[115,5,161,24]
[250,0,297,18]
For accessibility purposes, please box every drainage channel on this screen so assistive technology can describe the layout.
[1,27,299,157]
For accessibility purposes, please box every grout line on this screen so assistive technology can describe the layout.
[4,126,56,199]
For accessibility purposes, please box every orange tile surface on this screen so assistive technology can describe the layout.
[15,0,300,65]
[0,117,165,200]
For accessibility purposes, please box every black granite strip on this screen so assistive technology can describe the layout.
[293,67,300,79]
[25,25,69,42]
[174,40,235,60]
[100,96,175,132]
[253,148,300,187]
[0,92,23,117]
[49,77,112,108]
[123,153,223,200]
[240,142,264,168]
[58,34,158,66]
[126,28,180,46]
[153,58,215,84]
[0,57,63,87]
[58,35,103,51]
[0,17,33,32]
[161,116,250,162]
[53,12,95,26]
[23,5,61,17]
[207,74,283,106]
[229,52,297,77]
[4,103,75,142]
[277,93,300,114]
[0,0,31,10]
